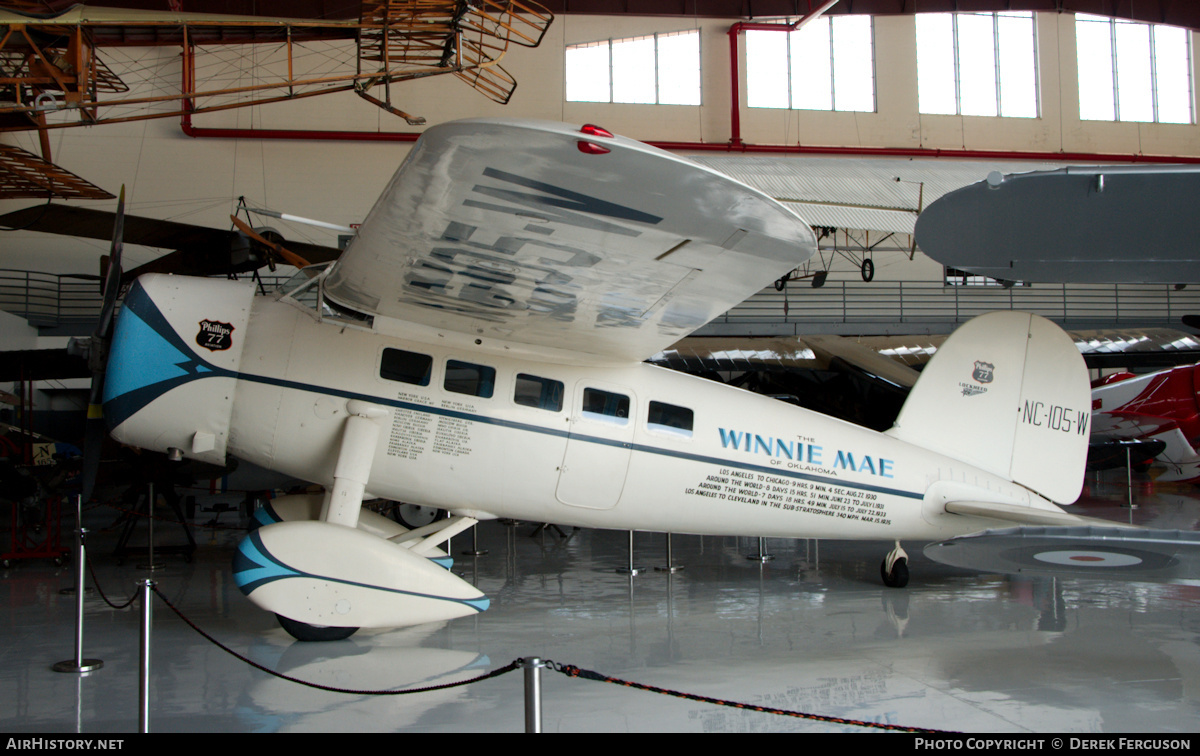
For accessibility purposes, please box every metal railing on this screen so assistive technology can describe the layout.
[2,268,1196,334]
[0,270,292,330]
[708,280,1200,334]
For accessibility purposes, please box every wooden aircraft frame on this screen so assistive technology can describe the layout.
[0,0,553,137]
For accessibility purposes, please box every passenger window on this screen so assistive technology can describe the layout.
[648,401,693,438]
[445,360,496,398]
[380,348,432,386]
[515,374,564,412]
[582,388,630,425]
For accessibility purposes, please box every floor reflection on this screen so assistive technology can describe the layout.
[2,469,1199,732]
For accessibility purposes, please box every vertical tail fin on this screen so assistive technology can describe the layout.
[885,312,1089,503]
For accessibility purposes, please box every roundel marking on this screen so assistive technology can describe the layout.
[1032,550,1143,568]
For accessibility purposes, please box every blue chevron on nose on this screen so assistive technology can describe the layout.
[101,281,219,430]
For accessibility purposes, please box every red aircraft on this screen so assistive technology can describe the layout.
[1091,364,1200,482]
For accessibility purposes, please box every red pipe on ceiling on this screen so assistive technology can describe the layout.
[726,0,841,146]
[643,140,1200,163]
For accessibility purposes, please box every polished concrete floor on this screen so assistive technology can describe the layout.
[3,472,1200,734]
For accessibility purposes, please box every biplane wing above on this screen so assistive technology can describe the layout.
[324,119,819,362]
[0,203,343,279]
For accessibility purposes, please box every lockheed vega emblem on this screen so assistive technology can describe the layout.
[972,360,995,384]
[196,320,234,352]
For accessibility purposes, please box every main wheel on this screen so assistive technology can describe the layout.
[881,557,909,588]
[390,503,448,530]
[276,613,359,642]
[861,258,875,282]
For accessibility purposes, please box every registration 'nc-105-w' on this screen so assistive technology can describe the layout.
[1021,400,1089,435]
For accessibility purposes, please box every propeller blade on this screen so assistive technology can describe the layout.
[96,187,125,341]
[81,185,125,502]
[229,215,313,270]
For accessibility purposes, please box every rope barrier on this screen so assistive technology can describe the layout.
[545,660,953,733]
[143,583,951,732]
[86,559,139,610]
[150,585,521,696]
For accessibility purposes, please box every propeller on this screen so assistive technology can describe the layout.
[229,215,313,270]
[80,186,125,502]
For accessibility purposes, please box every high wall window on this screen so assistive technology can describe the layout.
[746,15,876,112]
[565,30,701,105]
[1076,14,1193,124]
[916,11,1039,118]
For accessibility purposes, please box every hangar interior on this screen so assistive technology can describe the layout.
[3,0,1200,734]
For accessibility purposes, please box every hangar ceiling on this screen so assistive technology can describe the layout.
[8,0,1200,30]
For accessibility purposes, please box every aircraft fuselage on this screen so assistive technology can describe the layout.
[105,273,1058,544]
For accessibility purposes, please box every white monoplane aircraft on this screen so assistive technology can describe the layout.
[99,119,1111,641]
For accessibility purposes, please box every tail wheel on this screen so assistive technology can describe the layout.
[276,614,358,642]
[881,557,909,588]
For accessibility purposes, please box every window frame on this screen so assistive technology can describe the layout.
[746,15,877,113]
[379,348,433,387]
[443,359,496,399]
[1075,13,1195,124]
[580,387,631,426]
[565,29,702,106]
[646,400,694,439]
[514,373,565,413]
[916,11,1040,119]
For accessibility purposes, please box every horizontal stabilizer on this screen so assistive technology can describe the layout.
[944,500,1133,528]
[925,525,1200,581]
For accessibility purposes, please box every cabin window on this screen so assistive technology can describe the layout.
[445,360,496,398]
[515,374,564,412]
[648,401,693,438]
[380,348,432,386]
[582,388,630,425]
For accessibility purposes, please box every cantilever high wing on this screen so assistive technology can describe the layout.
[324,119,818,362]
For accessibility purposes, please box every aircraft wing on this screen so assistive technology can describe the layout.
[0,203,343,278]
[323,119,818,362]
[925,525,1200,582]
[915,165,1200,283]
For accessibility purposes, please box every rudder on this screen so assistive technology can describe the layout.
[885,311,1089,504]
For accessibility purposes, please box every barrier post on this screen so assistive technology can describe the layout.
[748,536,774,562]
[52,526,103,674]
[523,657,545,733]
[656,533,682,573]
[139,579,155,733]
[617,531,639,575]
